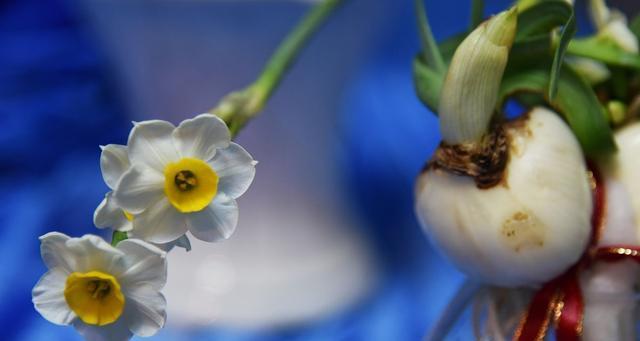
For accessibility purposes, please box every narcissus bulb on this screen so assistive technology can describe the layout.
[580,124,640,341]
[414,8,593,287]
[608,122,640,220]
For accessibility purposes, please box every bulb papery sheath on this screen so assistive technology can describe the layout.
[415,107,592,287]
[438,7,517,145]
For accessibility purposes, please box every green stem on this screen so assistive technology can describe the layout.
[111,231,128,247]
[254,0,342,104]
[212,0,345,137]
[113,1,344,246]
[415,0,445,73]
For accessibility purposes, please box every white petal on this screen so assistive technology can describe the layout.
[209,142,256,199]
[73,318,132,341]
[115,239,167,290]
[127,120,179,172]
[65,235,125,274]
[39,232,74,273]
[32,268,76,325]
[132,197,188,243]
[113,166,164,214]
[187,194,239,242]
[94,192,133,232]
[173,114,230,161]
[152,234,192,252]
[603,20,639,53]
[123,284,166,337]
[100,144,130,189]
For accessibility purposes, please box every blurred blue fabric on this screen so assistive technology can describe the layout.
[0,0,130,339]
[0,0,523,340]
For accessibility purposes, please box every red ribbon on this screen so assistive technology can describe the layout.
[514,162,640,341]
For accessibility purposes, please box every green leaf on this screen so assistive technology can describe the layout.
[413,0,448,113]
[415,0,445,73]
[630,14,640,40]
[470,0,484,29]
[438,0,560,64]
[549,10,576,100]
[413,56,444,112]
[510,35,553,67]
[111,231,128,246]
[515,0,571,41]
[426,33,553,116]
[499,65,616,156]
[567,37,640,70]
[439,34,465,61]
[610,66,629,100]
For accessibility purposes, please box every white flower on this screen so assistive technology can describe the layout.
[32,233,167,341]
[590,0,639,53]
[94,144,191,251]
[113,114,256,244]
[95,145,133,233]
[565,56,611,85]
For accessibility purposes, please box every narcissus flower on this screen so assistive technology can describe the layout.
[113,114,256,243]
[95,144,133,233]
[94,144,191,251]
[32,233,167,341]
[590,0,638,53]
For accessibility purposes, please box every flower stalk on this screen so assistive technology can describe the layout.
[415,0,446,73]
[211,0,345,137]
[112,0,345,247]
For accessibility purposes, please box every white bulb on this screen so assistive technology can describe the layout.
[415,107,593,287]
[579,127,640,341]
[610,122,640,225]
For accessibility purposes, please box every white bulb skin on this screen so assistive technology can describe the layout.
[580,178,639,341]
[610,122,640,224]
[579,122,640,341]
[415,107,593,287]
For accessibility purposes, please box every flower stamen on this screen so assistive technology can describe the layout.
[64,271,125,326]
[164,158,219,213]
[175,170,198,191]
[122,210,134,222]
[88,280,111,299]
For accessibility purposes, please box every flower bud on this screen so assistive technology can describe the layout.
[438,7,517,145]
[589,0,638,53]
[566,56,611,85]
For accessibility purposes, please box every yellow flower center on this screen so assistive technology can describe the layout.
[164,157,218,213]
[64,271,125,326]
[122,210,134,221]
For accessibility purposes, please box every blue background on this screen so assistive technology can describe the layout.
[0,0,615,340]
